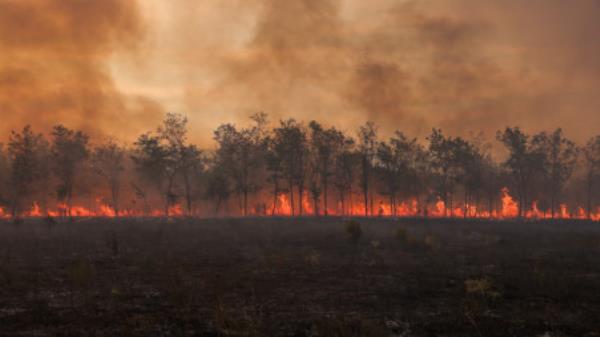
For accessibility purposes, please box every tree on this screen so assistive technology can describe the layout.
[132,113,196,216]
[179,144,204,215]
[308,121,345,215]
[0,144,9,210]
[7,126,48,217]
[91,140,126,216]
[333,137,357,215]
[532,129,579,218]
[496,127,544,217]
[376,132,420,216]
[213,113,268,216]
[583,135,600,219]
[357,122,377,216]
[427,129,460,216]
[132,133,170,215]
[205,165,231,215]
[51,125,89,217]
[271,119,308,216]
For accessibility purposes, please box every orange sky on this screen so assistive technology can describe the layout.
[1,0,599,147]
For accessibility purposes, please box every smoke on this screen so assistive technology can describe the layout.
[2,0,600,145]
[173,0,600,144]
[0,0,163,141]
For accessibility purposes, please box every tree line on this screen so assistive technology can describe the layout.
[1,112,600,219]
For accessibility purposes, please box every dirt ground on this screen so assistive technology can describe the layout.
[1,217,599,336]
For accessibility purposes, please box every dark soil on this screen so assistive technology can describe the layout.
[1,217,599,336]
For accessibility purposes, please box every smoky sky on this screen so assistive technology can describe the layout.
[1,0,600,145]
[0,0,163,141]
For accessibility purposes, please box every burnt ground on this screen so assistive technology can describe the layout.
[0,217,599,337]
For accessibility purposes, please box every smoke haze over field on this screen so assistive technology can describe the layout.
[1,0,600,145]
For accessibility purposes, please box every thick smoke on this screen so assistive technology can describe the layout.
[173,0,600,144]
[2,0,600,145]
[0,0,163,140]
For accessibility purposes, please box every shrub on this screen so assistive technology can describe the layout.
[396,227,408,244]
[345,220,362,243]
[464,278,500,299]
[424,233,441,252]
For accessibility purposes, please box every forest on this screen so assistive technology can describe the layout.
[0,112,599,220]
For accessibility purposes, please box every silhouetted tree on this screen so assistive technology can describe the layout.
[428,129,458,216]
[308,121,345,215]
[214,113,268,215]
[532,129,579,218]
[0,144,9,210]
[180,144,203,215]
[358,122,377,216]
[496,127,544,217]
[7,126,48,216]
[50,125,89,217]
[205,166,231,215]
[376,132,420,216]
[133,113,195,216]
[271,119,308,216]
[333,137,357,215]
[91,140,125,216]
[583,135,600,219]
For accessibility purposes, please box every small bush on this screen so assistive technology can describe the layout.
[424,233,441,251]
[305,249,321,267]
[464,278,500,299]
[396,227,408,243]
[345,220,363,243]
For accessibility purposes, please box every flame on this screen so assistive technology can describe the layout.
[500,187,518,218]
[2,186,600,221]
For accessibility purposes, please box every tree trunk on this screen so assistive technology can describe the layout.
[323,175,328,216]
[587,173,593,219]
[289,181,295,216]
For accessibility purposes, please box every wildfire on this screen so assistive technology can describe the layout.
[2,187,600,221]
[501,187,518,218]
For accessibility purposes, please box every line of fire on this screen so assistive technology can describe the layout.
[1,112,599,221]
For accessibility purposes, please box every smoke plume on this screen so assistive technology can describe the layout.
[0,0,163,140]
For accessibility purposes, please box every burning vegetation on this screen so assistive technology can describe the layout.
[1,112,600,221]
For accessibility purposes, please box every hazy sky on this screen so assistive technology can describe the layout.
[1,0,599,146]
